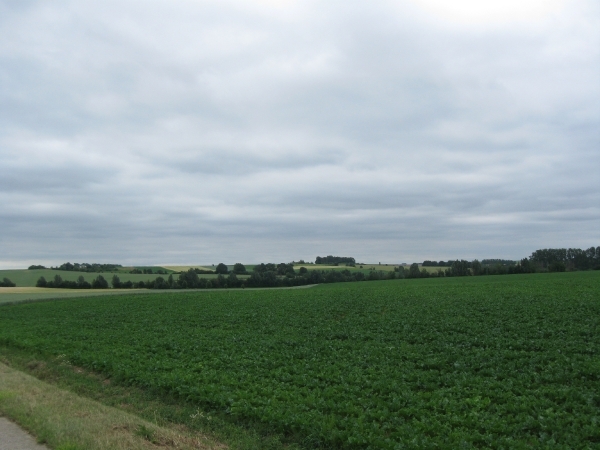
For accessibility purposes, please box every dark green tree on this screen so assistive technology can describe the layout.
[471,260,482,276]
[408,263,421,278]
[215,263,228,274]
[227,273,241,288]
[77,276,91,289]
[177,269,200,288]
[549,261,566,272]
[92,275,109,289]
[277,263,295,276]
[446,260,470,277]
[0,278,16,287]
[233,263,246,274]
[111,275,122,288]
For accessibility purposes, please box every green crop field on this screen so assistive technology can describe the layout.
[1,272,599,448]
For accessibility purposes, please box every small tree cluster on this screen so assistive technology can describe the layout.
[315,256,356,265]
[422,261,451,267]
[0,278,16,287]
[129,268,167,274]
[530,247,600,271]
[51,262,122,273]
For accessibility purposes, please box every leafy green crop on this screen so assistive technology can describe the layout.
[1,272,599,448]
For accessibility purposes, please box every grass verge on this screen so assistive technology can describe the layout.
[0,360,224,450]
[0,347,300,450]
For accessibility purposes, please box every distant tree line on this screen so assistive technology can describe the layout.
[423,259,517,267]
[28,262,123,273]
[36,274,109,289]
[315,256,356,265]
[407,260,536,279]
[129,268,168,274]
[35,246,599,291]
[422,261,451,267]
[153,266,377,290]
[529,247,600,272]
[480,259,517,266]
[0,278,16,287]
[29,262,172,275]
[408,246,598,279]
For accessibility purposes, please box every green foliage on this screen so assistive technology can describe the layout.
[90,275,108,289]
[130,267,168,274]
[315,255,355,264]
[276,263,295,276]
[36,275,99,289]
[134,424,155,443]
[56,444,82,450]
[422,260,450,267]
[481,259,517,266]
[233,263,247,274]
[215,263,229,274]
[2,269,185,288]
[52,262,123,273]
[530,246,600,270]
[408,263,420,278]
[1,273,599,448]
[0,278,16,287]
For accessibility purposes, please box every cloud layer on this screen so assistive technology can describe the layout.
[1,0,599,267]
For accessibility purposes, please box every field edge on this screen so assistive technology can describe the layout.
[0,347,303,450]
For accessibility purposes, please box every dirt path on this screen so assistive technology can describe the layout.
[0,417,48,450]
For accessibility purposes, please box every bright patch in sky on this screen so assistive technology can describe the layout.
[411,0,566,24]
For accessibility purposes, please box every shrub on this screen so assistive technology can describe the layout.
[0,278,16,287]
[215,263,229,274]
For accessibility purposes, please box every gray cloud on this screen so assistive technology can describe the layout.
[1,0,599,267]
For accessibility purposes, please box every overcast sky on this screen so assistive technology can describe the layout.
[1,0,598,268]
